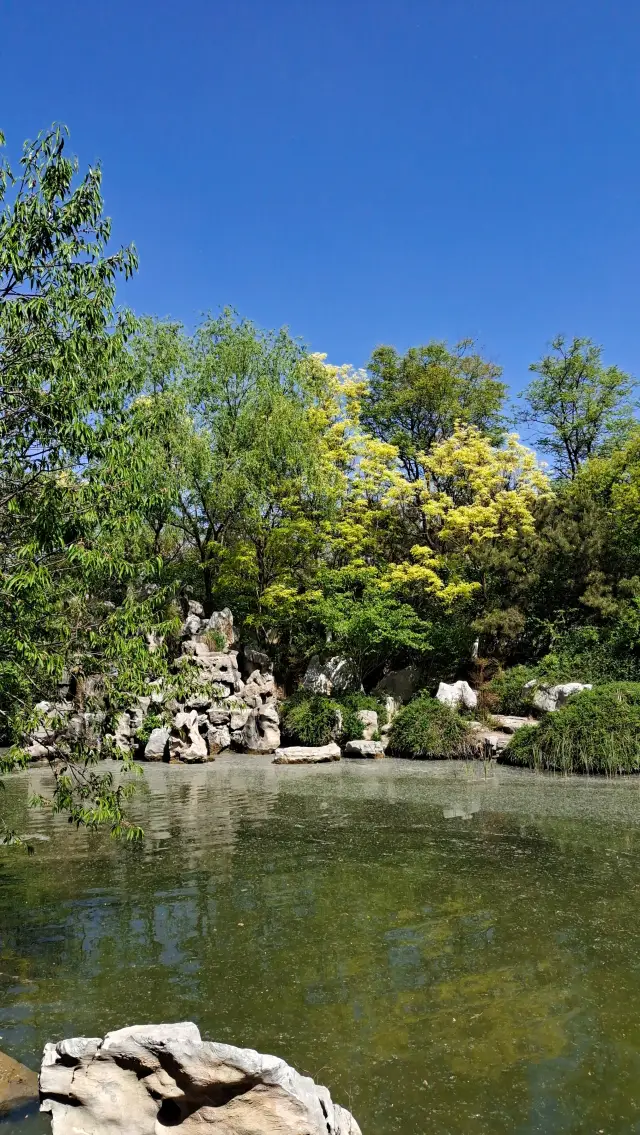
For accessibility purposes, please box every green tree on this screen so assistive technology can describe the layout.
[0,124,150,840]
[521,335,637,479]
[362,339,506,482]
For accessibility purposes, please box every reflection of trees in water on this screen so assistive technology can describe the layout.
[3,766,640,1132]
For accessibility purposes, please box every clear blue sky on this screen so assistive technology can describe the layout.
[2,0,639,397]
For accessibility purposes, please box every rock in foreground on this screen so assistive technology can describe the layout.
[40,1022,361,1134]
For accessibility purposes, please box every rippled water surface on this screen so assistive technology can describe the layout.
[2,755,640,1132]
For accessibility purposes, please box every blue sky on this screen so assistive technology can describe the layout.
[2,0,639,398]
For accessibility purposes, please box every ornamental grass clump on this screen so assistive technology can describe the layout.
[387,693,473,759]
[502,683,640,774]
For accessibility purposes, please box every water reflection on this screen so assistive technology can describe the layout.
[2,757,640,1133]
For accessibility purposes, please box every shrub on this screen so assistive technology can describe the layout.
[202,629,227,653]
[387,693,473,759]
[486,665,538,716]
[339,692,389,727]
[281,693,367,746]
[135,712,167,745]
[502,683,640,774]
[281,694,342,746]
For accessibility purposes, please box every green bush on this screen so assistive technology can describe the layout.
[281,694,342,746]
[387,694,473,759]
[281,693,367,746]
[502,683,640,774]
[134,712,167,745]
[339,692,389,727]
[486,666,538,716]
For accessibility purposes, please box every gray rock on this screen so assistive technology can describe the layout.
[188,600,205,617]
[491,714,537,733]
[229,704,251,732]
[242,645,272,675]
[301,655,333,695]
[208,704,231,725]
[207,724,231,754]
[436,680,478,710]
[301,655,360,696]
[356,709,378,740]
[143,727,169,761]
[344,739,385,758]
[242,702,281,753]
[273,743,341,764]
[182,613,202,637]
[373,665,421,703]
[40,1022,361,1135]
[113,713,132,753]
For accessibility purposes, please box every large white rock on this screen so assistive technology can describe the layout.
[532,682,592,712]
[436,680,478,710]
[273,743,341,764]
[143,727,169,761]
[344,739,385,759]
[40,1023,361,1134]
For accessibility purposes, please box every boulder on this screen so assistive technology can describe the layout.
[143,727,169,761]
[182,613,202,638]
[532,682,592,713]
[40,1022,361,1135]
[356,710,378,740]
[301,655,360,696]
[373,665,421,704]
[436,680,478,710]
[273,743,341,764]
[242,702,281,753]
[188,600,205,617]
[206,724,231,754]
[344,739,385,759]
[0,1048,38,1118]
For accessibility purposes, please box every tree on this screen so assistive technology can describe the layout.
[0,124,148,840]
[362,339,506,482]
[520,335,637,479]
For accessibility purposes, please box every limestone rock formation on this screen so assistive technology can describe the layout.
[39,1022,361,1134]
[21,608,282,762]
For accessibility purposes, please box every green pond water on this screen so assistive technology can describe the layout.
[2,755,640,1133]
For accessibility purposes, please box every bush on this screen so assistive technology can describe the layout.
[502,683,640,774]
[281,693,369,746]
[387,694,473,759]
[281,694,342,746]
[486,665,538,716]
[339,692,389,727]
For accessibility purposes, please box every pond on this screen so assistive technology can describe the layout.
[2,755,640,1133]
